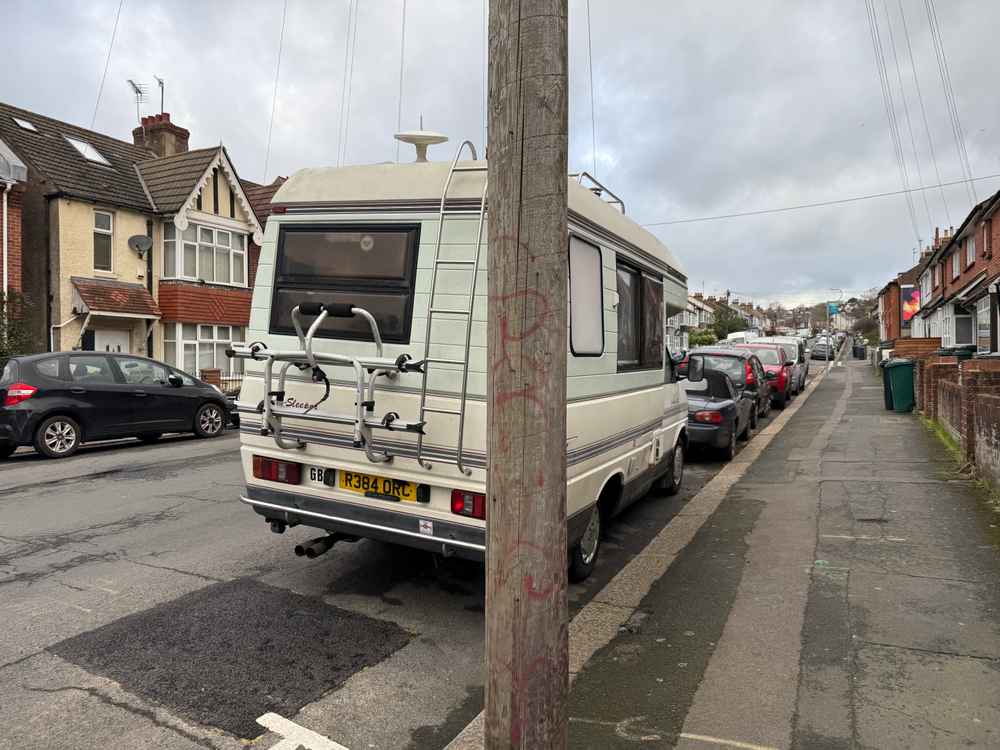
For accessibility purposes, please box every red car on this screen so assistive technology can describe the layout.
[735,343,795,408]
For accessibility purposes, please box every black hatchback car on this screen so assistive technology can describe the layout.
[0,352,230,459]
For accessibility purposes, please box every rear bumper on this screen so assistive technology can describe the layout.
[686,421,732,448]
[242,485,486,561]
[0,410,32,448]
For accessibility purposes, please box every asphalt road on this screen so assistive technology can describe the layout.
[0,405,781,749]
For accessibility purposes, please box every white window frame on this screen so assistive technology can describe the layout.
[162,220,247,288]
[93,210,114,272]
[966,235,976,267]
[933,264,940,287]
[65,135,111,166]
[163,322,246,376]
[951,251,960,280]
[976,296,991,353]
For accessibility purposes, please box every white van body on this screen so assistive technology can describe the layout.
[725,331,755,345]
[233,149,689,574]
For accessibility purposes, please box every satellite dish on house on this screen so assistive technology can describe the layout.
[394,130,448,162]
[128,235,153,258]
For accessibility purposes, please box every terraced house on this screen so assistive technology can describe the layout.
[0,102,275,381]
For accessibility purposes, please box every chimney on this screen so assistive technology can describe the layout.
[693,292,703,300]
[133,113,189,157]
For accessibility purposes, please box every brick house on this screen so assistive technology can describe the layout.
[918,190,1000,353]
[0,102,267,377]
[877,261,925,344]
[0,134,26,298]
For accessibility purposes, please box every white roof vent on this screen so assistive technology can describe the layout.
[394,130,448,163]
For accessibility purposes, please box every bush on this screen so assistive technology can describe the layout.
[0,291,41,362]
[688,329,717,347]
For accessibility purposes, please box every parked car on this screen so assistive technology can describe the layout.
[811,336,835,360]
[682,365,753,461]
[0,352,231,459]
[736,343,794,408]
[757,335,808,392]
[685,346,771,427]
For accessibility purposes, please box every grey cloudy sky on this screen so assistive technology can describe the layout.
[3,0,998,306]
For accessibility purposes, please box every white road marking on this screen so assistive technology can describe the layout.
[821,534,907,542]
[679,732,780,750]
[257,712,350,750]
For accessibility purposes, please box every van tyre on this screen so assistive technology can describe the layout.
[569,506,601,583]
[35,415,81,459]
[656,443,685,496]
[194,403,226,438]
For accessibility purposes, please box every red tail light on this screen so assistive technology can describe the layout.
[692,410,724,424]
[4,383,37,407]
[451,489,486,520]
[744,361,756,385]
[252,455,302,485]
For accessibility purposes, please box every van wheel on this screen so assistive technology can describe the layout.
[194,403,226,438]
[656,443,684,496]
[569,507,601,583]
[34,415,81,459]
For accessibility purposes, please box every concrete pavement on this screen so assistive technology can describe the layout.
[564,355,999,749]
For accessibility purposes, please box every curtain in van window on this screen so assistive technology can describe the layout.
[616,266,640,366]
[569,237,604,355]
[641,275,663,368]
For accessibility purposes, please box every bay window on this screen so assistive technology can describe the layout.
[163,323,245,376]
[163,221,247,286]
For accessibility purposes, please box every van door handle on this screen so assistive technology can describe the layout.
[133,390,148,397]
[70,387,86,394]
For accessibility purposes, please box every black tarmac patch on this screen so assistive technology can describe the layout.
[50,578,410,738]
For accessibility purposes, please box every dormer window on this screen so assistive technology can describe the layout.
[65,135,111,166]
[12,117,37,132]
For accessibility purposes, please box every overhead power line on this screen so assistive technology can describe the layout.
[639,171,1000,228]
[898,0,950,224]
[394,0,407,161]
[924,0,976,204]
[91,0,126,129]
[586,0,598,177]
[340,0,361,167]
[336,0,356,168]
[263,0,288,182]
[882,0,932,233]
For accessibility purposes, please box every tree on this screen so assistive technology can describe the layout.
[688,329,717,347]
[0,292,39,363]
[712,305,745,340]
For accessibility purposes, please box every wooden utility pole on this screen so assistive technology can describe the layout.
[485,1,569,748]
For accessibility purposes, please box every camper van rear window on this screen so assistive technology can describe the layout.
[270,225,420,344]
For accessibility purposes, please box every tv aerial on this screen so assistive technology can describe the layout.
[127,79,147,124]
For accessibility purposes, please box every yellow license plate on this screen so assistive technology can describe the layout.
[339,470,417,502]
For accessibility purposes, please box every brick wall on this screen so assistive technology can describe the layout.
[157,280,251,326]
[920,356,957,420]
[248,242,261,289]
[937,378,963,443]
[879,283,901,342]
[974,393,1000,487]
[893,337,941,358]
[3,185,24,294]
[957,358,1000,463]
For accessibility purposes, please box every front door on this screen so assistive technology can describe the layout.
[94,329,130,354]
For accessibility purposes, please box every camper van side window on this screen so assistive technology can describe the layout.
[270,225,420,344]
[616,259,664,371]
[569,236,604,356]
[616,264,641,367]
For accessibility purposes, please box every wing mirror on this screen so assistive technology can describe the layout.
[765,371,778,381]
[167,373,184,387]
[786,360,797,367]
[686,355,705,383]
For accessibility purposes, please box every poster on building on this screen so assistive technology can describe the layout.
[901,285,920,330]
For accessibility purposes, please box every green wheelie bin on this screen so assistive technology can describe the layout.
[885,358,915,413]
[878,359,894,410]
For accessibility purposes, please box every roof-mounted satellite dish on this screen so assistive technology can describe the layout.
[394,130,448,163]
[128,234,153,258]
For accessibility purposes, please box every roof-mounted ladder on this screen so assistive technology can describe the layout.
[414,140,487,476]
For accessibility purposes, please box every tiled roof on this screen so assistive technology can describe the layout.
[135,147,218,213]
[0,101,156,212]
[71,276,161,317]
[241,177,286,225]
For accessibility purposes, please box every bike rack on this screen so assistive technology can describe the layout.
[227,303,427,463]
